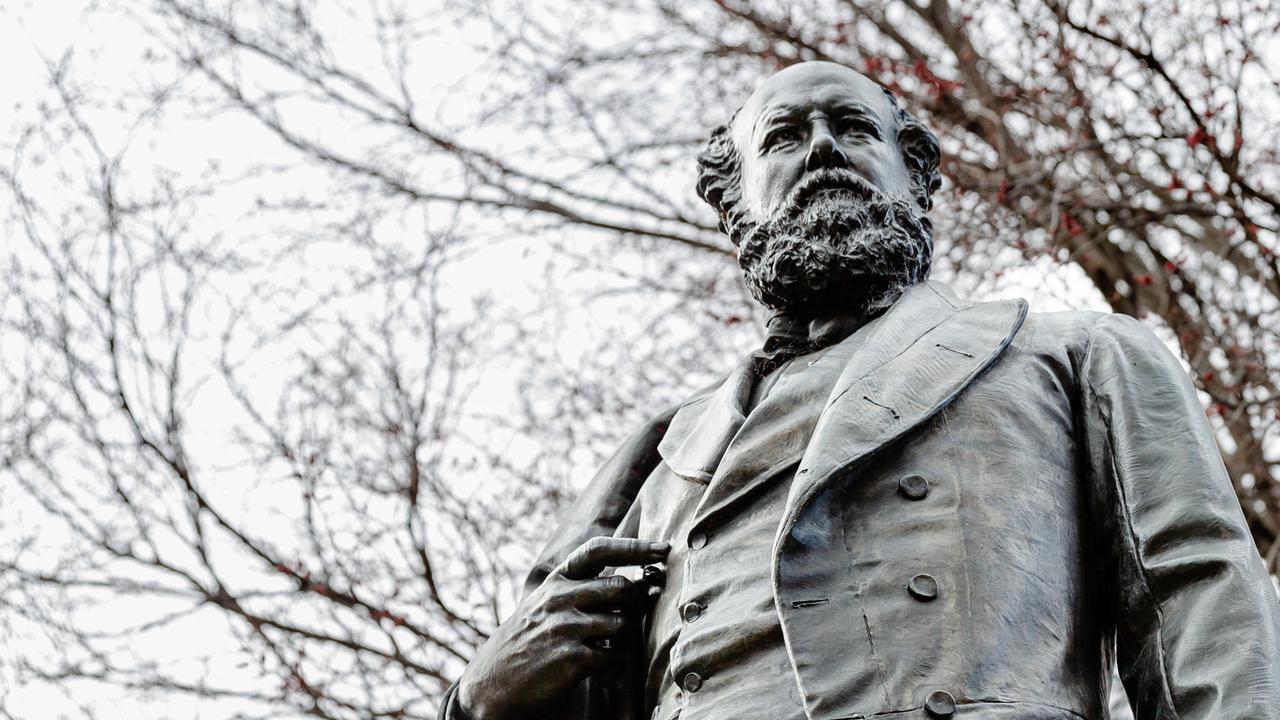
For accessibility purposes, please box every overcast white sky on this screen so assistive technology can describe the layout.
[6,2,1266,718]
[0,3,1112,716]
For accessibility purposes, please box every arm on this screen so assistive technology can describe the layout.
[1080,313,1280,719]
[439,404,677,720]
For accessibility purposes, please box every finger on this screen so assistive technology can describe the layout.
[560,643,610,679]
[574,612,629,641]
[576,643,613,673]
[559,537,670,580]
[570,575,646,611]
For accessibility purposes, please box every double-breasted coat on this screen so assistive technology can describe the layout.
[442,281,1280,720]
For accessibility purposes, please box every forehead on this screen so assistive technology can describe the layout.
[733,63,896,145]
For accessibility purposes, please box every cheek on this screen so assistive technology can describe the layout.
[743,155,804,217]
[864,145,913,199]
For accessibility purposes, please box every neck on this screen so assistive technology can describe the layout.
[768,280,909,333]
[759,281,912,365]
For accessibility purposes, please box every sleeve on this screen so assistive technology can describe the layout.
[438,683,473,720]
[437,403,679,720]
[1080,313,1280,719]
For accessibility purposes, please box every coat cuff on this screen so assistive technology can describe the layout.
[439,682,476,720]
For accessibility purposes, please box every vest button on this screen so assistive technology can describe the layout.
[689,531,708,550]
[908,573,939,601]
[925,690,956,717]
[681,601,704,623]
[682,671,703,693]
[898,473,930,500]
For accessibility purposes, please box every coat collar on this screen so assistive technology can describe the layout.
[656,281,1027,509]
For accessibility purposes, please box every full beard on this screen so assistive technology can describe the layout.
[731,172,934,316]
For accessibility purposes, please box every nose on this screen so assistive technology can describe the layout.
[805,126,848,172]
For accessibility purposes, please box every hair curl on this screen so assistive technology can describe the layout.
[695,87,942,236]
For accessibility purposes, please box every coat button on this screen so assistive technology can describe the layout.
[682,671,703,693]
[681,601,704,622]
[908,573,939,601]
[689,531,708,550]
[925,690,956,717]
[642,565,667,589]
[898,473,930,500]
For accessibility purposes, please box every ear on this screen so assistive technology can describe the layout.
[696,118,746,236]
[898,121,942,212]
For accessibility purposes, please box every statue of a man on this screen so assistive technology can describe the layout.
[443,61,1280,720]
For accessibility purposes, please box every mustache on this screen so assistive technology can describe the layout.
[779,168,880,219]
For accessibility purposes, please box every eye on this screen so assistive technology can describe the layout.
[764,126,800,151]
[836,118,880,140]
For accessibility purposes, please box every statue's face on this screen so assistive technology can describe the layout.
[733,62,914,223]
[725,62,933,315]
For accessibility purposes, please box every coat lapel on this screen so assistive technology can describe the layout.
[657,355,755,484]
[780,281,1029,538]
[659,280,1027,539]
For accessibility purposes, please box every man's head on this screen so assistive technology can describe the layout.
[696,61,942,315]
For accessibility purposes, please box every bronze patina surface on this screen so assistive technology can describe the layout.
[443,62,1280,720]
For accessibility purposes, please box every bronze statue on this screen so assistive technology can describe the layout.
[442,61,1280,720]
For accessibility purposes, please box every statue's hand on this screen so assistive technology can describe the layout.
[456,537,669,719]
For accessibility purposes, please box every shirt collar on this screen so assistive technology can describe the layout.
[757,286,906,370]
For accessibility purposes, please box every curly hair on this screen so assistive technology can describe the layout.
[695,87,941,237]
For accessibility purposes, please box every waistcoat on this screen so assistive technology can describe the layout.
[637,329,867,720]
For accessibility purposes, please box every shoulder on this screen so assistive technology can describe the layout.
[992,308,1103,382]
[995,306,1189,399]
[927,282,1100,357]
[1008,307,1176,364]
[999,306,1194,405]
[1012,308,1105,353]
[1078,312,1191,392]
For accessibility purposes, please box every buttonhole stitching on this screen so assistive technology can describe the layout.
[862,395,901,420]
[934,342,975,358]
